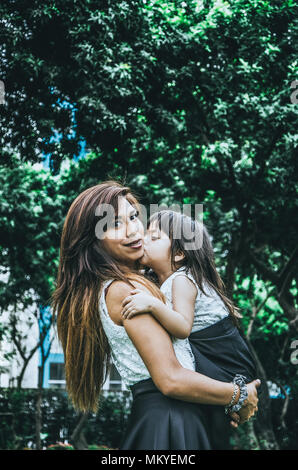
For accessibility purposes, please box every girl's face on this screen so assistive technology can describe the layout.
[101,196,144,268]
[141,221,172,271]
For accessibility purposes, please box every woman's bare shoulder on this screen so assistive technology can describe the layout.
[105,279,151,325]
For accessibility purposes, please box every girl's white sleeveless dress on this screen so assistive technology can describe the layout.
[159,266,229,332]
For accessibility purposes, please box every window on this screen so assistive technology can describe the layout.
[50,362,65,380]
[46,361,123,391]
[48,362,65,389]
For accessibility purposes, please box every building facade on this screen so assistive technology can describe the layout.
[0,303,126,392]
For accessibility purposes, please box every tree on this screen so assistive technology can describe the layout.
[0,155,65,447]
[1,0,298,449]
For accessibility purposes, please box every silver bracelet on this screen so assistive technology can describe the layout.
[230,375,248,413]
[224,382,240,415]
[225,374,249,415]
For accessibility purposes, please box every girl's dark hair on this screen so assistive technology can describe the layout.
[145,210,242,326]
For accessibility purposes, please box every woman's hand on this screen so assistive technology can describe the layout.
[229,411,241,428]
[237,379,260,424]
[121,289,158,320]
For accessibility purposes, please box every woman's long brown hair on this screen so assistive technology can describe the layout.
[51,181,165,413]
[145,210,242,326]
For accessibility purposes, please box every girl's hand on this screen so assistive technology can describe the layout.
[121,289,157,320]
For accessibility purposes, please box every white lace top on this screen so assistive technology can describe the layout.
[160,267,229,333]
[99,279,195,390]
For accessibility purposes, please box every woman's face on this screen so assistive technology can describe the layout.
[101,196,144,267]
[141,221,172,271]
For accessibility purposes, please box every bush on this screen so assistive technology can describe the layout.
[1,387,297,450]
[0,388,132,450]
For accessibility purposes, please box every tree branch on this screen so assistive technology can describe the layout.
[276,382,290,432]
[278,244,298,298]
[249,250,280,285]
[247,286,275,340]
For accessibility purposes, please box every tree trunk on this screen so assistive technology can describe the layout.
[225,246,237,298]
[17,354,34,389]
[70,413,89,450]
[246,339,279,450]
[35,387,42,450]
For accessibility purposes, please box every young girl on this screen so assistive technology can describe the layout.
[121,210,258,449]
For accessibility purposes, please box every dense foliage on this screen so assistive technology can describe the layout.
[0,0,297,449]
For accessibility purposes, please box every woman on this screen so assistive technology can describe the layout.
[52,180,260,450]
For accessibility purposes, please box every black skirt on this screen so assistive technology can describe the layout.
[120,377,212,450]
[189,315,258,449]
[189,315,257,383]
